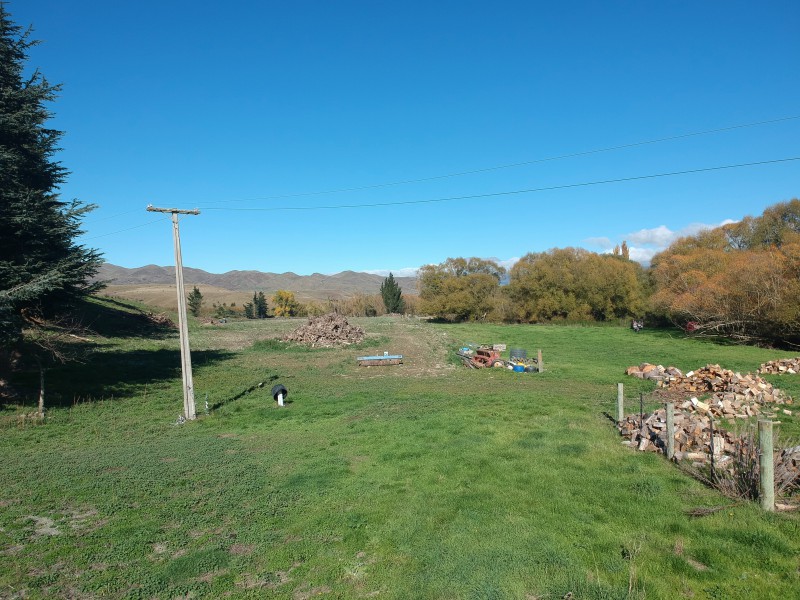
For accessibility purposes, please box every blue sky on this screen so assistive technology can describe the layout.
[11,0,800,276]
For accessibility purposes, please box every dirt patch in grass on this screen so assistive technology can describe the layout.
[293,584,332,599]
[28,516,60,536]
[68,509,107,534]
[686,558,709,571]
[196,569,228,583]
[2,544,24,556]
[348,319,455,379]
[229,543,254,555]
[239,563,299,590]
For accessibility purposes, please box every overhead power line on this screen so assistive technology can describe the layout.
[82,113,800,226]
[199,114,800,205]
[201,156,800,213]
[80,217,166,241]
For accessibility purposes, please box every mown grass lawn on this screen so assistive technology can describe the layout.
[1,299,799,599]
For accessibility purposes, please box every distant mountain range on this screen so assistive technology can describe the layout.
[94,263,418,299]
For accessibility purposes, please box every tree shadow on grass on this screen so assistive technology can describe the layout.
[8,348,235,408]
[209,374,282,411]
[73,296,177,340]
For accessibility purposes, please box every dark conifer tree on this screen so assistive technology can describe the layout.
[255,291,268,318]
[187,286,203,317]
[380,273,404,314]
[0,4,103,345]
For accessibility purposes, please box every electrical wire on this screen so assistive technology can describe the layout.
[197,114,800,205]
[200,156,800,212]
[80,217,166,241]
[83,208,142,223]
[82,114,800,224]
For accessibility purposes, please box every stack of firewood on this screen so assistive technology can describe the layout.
[626,363,790,406]
[617,408,733,463]
[619,363,794,466]
[625,363,682,383]
[758,358,800,375]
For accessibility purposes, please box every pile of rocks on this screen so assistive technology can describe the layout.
[282,313,365,348]
[758,358,800,375]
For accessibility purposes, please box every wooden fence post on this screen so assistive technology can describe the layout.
[537,349,543,373]
[617,383,624,422]
[758,420,775,512]
[665,402,675,460]
[639,393,644,425]
[709,413,716,483]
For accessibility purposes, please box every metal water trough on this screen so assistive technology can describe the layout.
[357,353,403,367]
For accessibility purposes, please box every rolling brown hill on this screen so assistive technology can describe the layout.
[94,263,418,303]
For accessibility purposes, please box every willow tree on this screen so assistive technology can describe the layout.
[418,258,505,321]
[507,248,646,323]
[651,199,800,346]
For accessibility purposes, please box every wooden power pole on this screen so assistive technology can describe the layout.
[147,205,200,420]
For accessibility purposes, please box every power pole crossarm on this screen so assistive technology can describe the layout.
[148,204,200,420]
[147,205,200,216]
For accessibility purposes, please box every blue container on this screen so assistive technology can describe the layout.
[513,364,525,372]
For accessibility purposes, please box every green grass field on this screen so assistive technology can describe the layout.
[1,297,799,599]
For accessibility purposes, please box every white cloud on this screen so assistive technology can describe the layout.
[363,267,420,278]
[364,256,521,278]
[626,225,675,247]
[627,219,737,249]
[680,219,737,237]
[591,218,739,266]
[496,257,520,271]
[584,237,614,250]
[627,246,659,264]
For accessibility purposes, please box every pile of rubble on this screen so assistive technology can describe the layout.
[758,358,800,375]
[282,313,365,348]
[619,363,794,466]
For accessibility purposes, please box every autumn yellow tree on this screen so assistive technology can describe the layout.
[418,258,505,321]
[272,290,300,317]
[507,248,646,323]
[651,199,800,345]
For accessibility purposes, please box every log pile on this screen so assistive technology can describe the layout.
[282,313,365,348]
[778,446,800,495]
[625,363,683,384]
[618,408,735,463]
[619,363,794,467]
[626,363,790,406]
[758,358,800,375]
